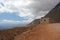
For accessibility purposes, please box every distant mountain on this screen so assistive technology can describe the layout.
[28,19,40,26]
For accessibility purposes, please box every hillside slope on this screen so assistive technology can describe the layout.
[45,2,60,22]
[0,26,35,40]
[0,19,40,40]
[0,25,36,40]
[15,23,60,40]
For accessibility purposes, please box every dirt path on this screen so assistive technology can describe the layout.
[15,23,60,40]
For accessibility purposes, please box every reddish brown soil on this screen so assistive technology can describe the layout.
[15,23,60,40]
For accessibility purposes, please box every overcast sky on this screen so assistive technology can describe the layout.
[0,0,60,29]
[29,0,60,18]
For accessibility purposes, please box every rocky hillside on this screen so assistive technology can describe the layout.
[29,19,40,25]
[45,2,60,22]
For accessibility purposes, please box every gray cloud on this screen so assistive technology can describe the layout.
[0,0,60,19]
[28,0,60,18]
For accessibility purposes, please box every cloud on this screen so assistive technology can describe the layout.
[0,0,60,19]
[0,20,23,29]
[0,0,60,29]
[0,20,26,29]
[0,19,33,29]
[0,20,21,24]
[28,0,60,18]
[0,19,33,24]
[1,16,34,23]
[0,0,35,20]
[0,0,32,13]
